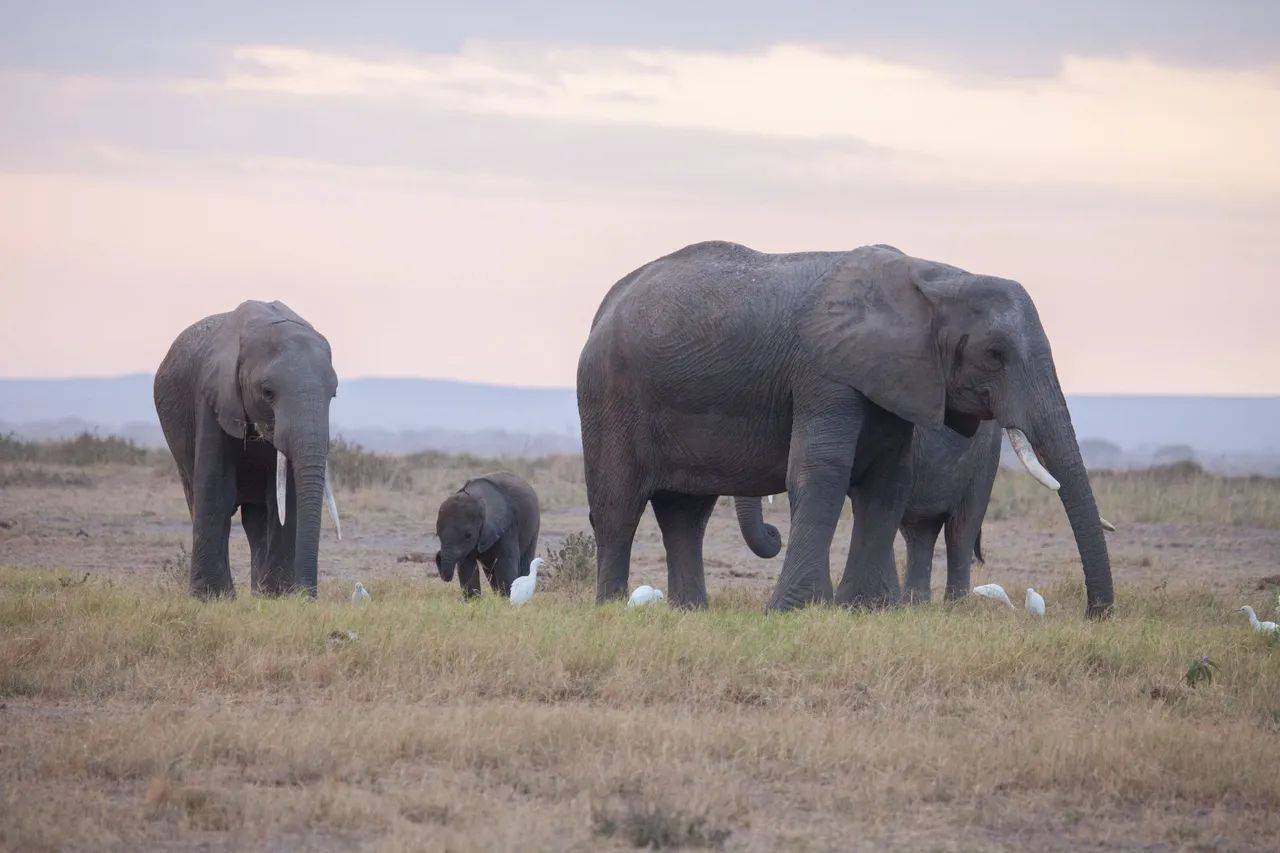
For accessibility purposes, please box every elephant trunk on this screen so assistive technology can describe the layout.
[290,456,328,596]
[733,497,783,559]
[1025,396,1116,618]
[273,405,333,597]
[436,549,457,582]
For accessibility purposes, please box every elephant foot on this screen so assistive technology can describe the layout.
[900,586,932,605]
[835,586,901,611]
[189,582,236,602]
[763,580,835,614]
[1086,601,1115,620]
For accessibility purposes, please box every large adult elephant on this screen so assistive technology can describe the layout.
[576,241,1115,618]
[154,300,342,600]
[734,422,1118,603]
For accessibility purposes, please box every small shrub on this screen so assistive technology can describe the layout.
[0,465,93,488]
[591,801,732,849]
[543,532,597,594]
[0,431,149,466]
[160,542,189,589]
[327,436,413,492]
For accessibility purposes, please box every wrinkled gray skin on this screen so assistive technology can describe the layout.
[733,496,783,558]
[576,241,1115,618]
[435,471,542,598]
[735,420,1005,602]
[154,300,339,599]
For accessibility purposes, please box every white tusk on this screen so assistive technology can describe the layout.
[1005,428,1060,491]
[324,461,342,541]
[1101,517,1116,532]
[276,450,288,525]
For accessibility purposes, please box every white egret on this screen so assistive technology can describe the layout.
[1025,587,1045,617]
[510,557,542,606]
[1239,605,1279,633]
[351,581,370,604]
[628,585,665,607]
[972,583,1016,609]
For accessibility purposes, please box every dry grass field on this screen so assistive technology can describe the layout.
[3,434,1280,852]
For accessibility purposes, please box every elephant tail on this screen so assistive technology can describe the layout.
[973,527,985,565]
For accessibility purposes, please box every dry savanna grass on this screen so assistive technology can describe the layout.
[2,433,1280,852]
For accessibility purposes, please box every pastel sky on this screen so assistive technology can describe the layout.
[2,1,1278,393]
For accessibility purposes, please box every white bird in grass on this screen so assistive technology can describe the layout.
[628,584,665,607]
[510,557,542,606]
[1238,605,1279,633]
[1025,587,1045,617]
[972,583,1016,609]
[351,582,370,604]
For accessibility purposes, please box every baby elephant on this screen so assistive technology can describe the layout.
[434,470,541,598]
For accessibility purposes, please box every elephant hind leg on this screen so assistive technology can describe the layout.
[254,467,298,597]
[901,517,944,604]
[834,417,914,609]
[650,491,717,610]
[588,489,648,605]
[241,503,270,589]
[943,514,983,602]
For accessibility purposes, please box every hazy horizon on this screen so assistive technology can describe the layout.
[3,3,1278,393]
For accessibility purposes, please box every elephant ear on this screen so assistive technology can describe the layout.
[198,309,249,440]
[475,489,514,553]
[796,245,947,429]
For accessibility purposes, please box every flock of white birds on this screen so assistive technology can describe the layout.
[969,581,1280,635]
[344,559,1279,635]
[972,582,1045,616]
[346,557,667,609]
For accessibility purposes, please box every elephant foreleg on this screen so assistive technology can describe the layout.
[189,408,238,600]
[835,419,914,609]
[900,517,944,604]
[764,391,862,613]
[457,555,482,599]
[241,503,270,587]
[943,514,983,602]
[650,491,717,609]
[488,534,523,597]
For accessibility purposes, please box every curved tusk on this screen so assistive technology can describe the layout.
[276,450,288,525]
[324,462,342,541]
[1005,428,1060,491]
[1101,516,1116,532]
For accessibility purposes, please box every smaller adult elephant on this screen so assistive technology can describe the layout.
[153,299,342,600]
[735,421,1117,602]
[435,471,542,598]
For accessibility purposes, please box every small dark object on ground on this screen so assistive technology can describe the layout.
[1185,656,1219,688]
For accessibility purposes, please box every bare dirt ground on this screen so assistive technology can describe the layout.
[2,448,1280,852]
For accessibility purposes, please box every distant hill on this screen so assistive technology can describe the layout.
[1,375,1278,471]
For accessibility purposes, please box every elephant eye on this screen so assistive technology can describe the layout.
[262,386,276,402]
[986,346,1006,368]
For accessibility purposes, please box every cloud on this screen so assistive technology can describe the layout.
[2,36,1279,393]
[3,2,1278,80]
[193,42,1280,196]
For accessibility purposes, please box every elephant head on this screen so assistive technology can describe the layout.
[796,245,1115,617]
[434,485,512,581]
[202,300,341,594]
